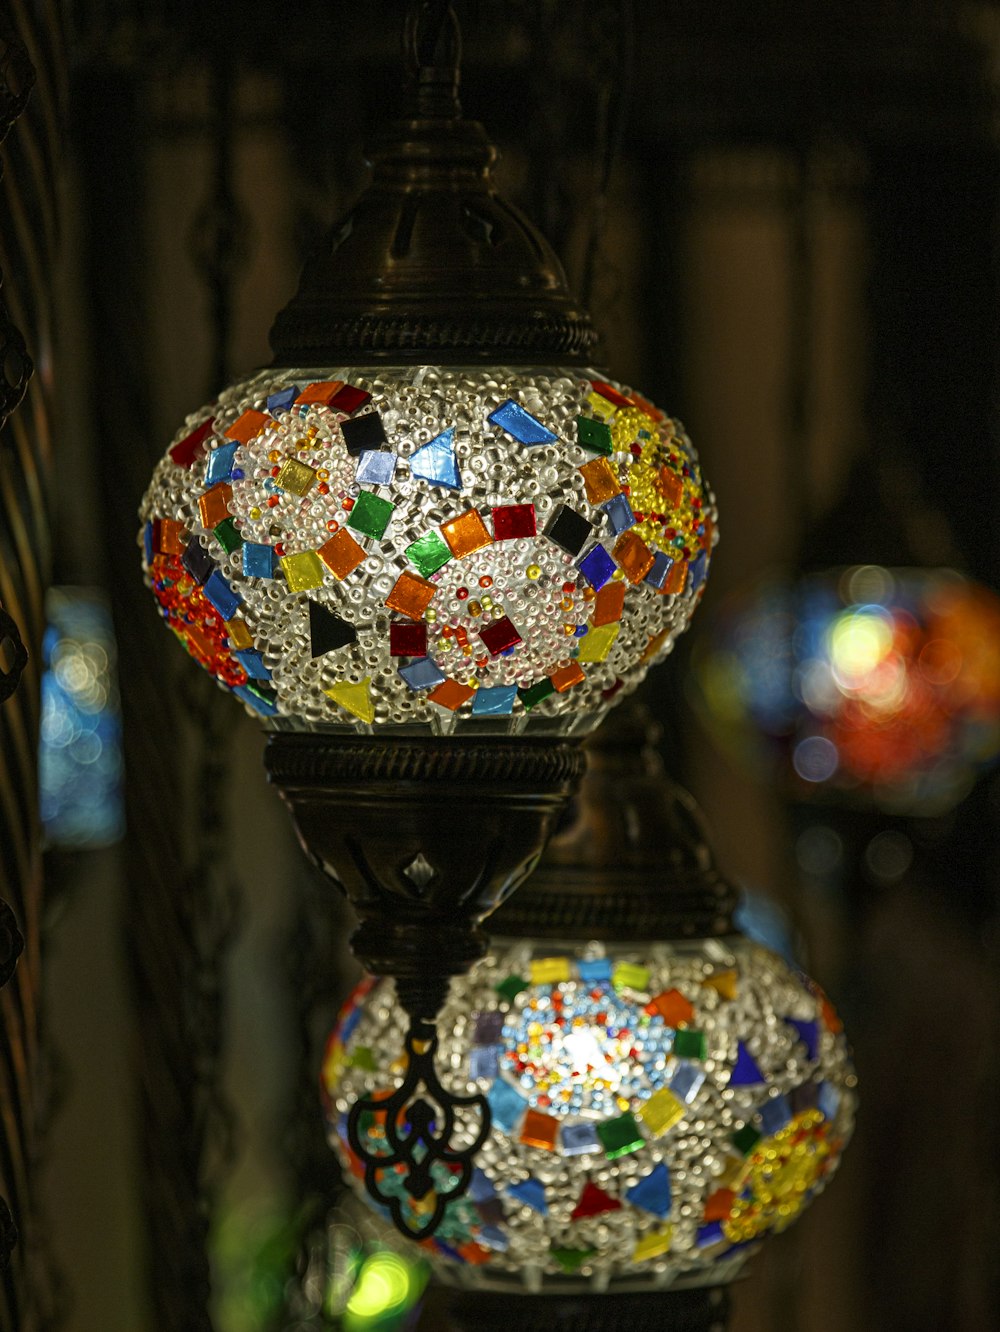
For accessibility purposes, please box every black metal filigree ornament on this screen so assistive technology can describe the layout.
[0,606,27,706]
[346,1021,491,1240]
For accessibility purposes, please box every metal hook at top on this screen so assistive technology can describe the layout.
[403,0,463,119]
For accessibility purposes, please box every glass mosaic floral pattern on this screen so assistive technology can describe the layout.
[139,368,717,733]
[322,938,855,1289]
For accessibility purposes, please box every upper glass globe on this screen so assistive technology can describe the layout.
[139,365,717,734]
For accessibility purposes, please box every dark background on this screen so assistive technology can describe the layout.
[2,2,999,1329]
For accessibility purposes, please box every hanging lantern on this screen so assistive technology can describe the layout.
[137,4,717,1237]
[321,709,855,1319]
[693,565,1000,815]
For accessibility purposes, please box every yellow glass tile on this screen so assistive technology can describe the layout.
[633,1226,673,1263]
[225,409,270,443]
[225,618,253,649]
[613,961,650,992]
[276,457,318,496]
[577,622,620,663]
[530,956,571,985]
[579,457,621,505]
[280,550,325,592]
[386,570,436,621]
[704,969,738,1001]
[717,1154,749,1192]
[199,483,232,529]
[550,661,585,693]
[613,530,655,584]
[318,529,367,580]
[325,677,375,723]
[441,508,492,558]
[586,389,616,420]
[638,1087,685,1138]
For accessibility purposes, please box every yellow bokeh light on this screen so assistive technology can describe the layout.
[828,608,893,682]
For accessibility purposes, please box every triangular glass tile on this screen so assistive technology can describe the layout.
[786,1017,819,1061]
[571,1181,621,1220]
[309,600,357,656]
[730,1041,765,1087]
[410,428,462,490]
[324,678,374,723]
[626,1163,672,1219]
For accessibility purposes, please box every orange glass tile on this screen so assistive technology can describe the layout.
[550,661,585,693]
[386,570,436,620]
[592,581,625,626]
[225,409,269,443]
[225,618,253,650]
[613,530,655,584]
[441,508,492,558]
[458,1242,492,1266]
[295,380,344,406]
[199,483,232,530]
[519,1108,558,1151]
[318,529,366,580]
[657,467,684,509]
[703,1188,736,1222]
[664,561,688,596]
[155,518,186,555]
[648,988,694,1027]
[429,679,475,711]
[704,969,738,1001]
[593,580,625,626]
[579,457,622,505]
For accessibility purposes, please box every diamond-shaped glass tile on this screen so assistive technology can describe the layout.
[579,544,616,591]
[406,530,453,577]
[560,1122,599,1156]
[243,542,275,578]
[479,616,522,657]
[670,1060,707,1105]
[347,490,394,540]
[487,1080,528,1134]
[491,504,536,540]
[508,1178,547,1213]
[577,622,620,663]
[545,504,593,557]
[471,684,518,715]
[488,399,558,446]
[597,1112,644,1160]
[603,493,635,535]
[398,658,446,691]
[355,450,397,487]
[645,551,675,590]
[280,550,325,592]
[203,571,240,619]
[469,1044,501,1082]
[206,441,239,485]
[340,412,387,455]
[637,1088,684,1138]
[626,1163,671,1218]
[758,1094,792,1138]
[576,415,613,455]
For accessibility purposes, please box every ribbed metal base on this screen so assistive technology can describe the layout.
[445,1284,730,1332]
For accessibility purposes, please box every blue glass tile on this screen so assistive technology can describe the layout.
[143,521,154,564]
[410,427,462,490]
[578,543,616,591]
[355,449,398,487]
[626,1163,671,1218]
[787,1017,819,1061]
[471,683,518,716]
[602,493,635,535]
[470,1045,502,1081]
[817,1082,840,1121]
[645,551,675,590]
[487,1080,528,1134]
[488,399,558,446]
[479,1225,509,1252]
[234,649,271,681]
[560,1122,599,1157]
[339,1005,363,1044]
[267,386,299,414]
[507,1178,547,1213]
[730,1041,765,1087]
[696,1221,724,1248]
[469,1168,496,1203]
[578,958,612,984]
[399,658,446,691]
[205,441,239,485]
[242,542,276,578]
[790,1081,819,1116]
[203,571,241,619]
[689,549,708,591]
[670,1060,707,1105]
[758,1094,792,1138]
[474,1010,505,1045]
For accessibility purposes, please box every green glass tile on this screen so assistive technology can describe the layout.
[577,415,613,456]
[674,1029,706,1060]
[406,529,453,577]
[551,1247,593,1274]
[732,1124,761,1157]
[597,1111,644,1160]
[519,678,555,710]
[496,974,527,1003]
[613,961,651,993]
[350,1046,377,1071]
[214,516,243,553]
[348,490,395,540]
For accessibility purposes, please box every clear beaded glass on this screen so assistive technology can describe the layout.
[323,935,856,1292]
[139,367,718,734]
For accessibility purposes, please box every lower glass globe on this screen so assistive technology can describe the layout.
[322,934,855,1292]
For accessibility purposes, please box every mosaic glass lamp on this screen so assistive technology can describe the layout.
[137,4,717,1236]
[693,564,1000,815]
[322,710,856,1327]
